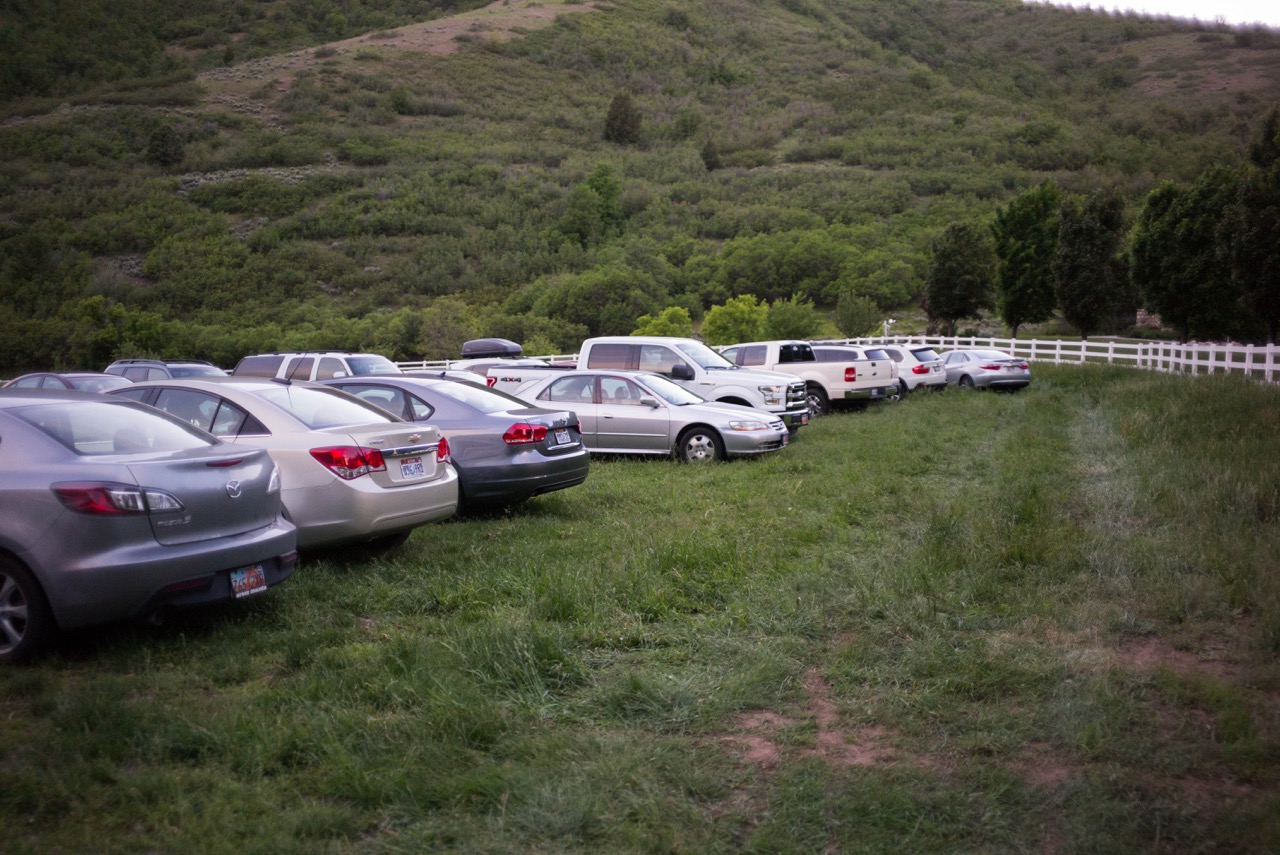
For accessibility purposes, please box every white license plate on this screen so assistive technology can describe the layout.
[554,428,570,445]
[400,456,425,479]
[231,564,267,598]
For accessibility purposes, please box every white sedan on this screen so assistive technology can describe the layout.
[513,370,790,462]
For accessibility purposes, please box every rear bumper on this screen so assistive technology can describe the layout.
[458,452,590,505]
[285,465,459,549]
[33,518,298,630]
[843,385,896,401]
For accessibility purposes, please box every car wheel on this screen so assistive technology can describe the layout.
[806,385,830,417]
[0,555,53,664]
[676,427,725,463]
[958,375,976,390]
[888,380,908,402]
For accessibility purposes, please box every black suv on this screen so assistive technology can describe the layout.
[104,359,227,382]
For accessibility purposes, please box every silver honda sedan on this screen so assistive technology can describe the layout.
[112,377,458,550]
[0,389,297,663]
[513,371,790,462]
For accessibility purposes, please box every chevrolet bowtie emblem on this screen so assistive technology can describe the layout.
[408,433,421,443]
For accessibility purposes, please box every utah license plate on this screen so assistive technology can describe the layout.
[231,564,267,598]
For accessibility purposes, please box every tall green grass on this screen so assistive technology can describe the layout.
[1,366,1277,852]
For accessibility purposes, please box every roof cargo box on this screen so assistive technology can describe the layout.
[461,338,523,359]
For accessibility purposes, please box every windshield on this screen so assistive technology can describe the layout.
[863,348,889,360]
[252,385,397,429]
[675,341,734,369]
[347,356,402,376]
[638,374,705,405]
[911,348,941,362]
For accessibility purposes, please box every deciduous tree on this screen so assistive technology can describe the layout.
[925,222,995,336]
[992,180,1063,337]
[1054,191,1129,340]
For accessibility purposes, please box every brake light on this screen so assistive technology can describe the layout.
[52,482,183,515]
[437,435,451,464]
[309,446,387,480]
[1019,362,1029,370]
[912,365,931,375]
[503,423,549,445]
[980,364,1003,371]
[844,367,857,382]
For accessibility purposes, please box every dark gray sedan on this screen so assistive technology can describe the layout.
[0,390,297,663]
[321,376,589,511]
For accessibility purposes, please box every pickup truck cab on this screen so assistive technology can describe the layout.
[721,340,898,415]
[480,337,809,432]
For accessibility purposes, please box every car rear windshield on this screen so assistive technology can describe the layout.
[169,364,225,377]
[910,348,941,362]
[16,401,216,455]
[251,385,397,429]
[427,381,528,414]
[347,356,401,376]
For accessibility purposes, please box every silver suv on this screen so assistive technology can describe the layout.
[231,351,401,381]
[104,358,226,382]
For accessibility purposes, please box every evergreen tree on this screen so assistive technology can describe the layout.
[603,92,642,145]
[1054,191,1128,340]
[925,222,995,336]
[991,180,1063,337]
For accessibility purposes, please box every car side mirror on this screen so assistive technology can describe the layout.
[669,363,694,381]
[639,396,660,408]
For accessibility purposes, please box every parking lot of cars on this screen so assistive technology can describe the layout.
[0,340,1028,661]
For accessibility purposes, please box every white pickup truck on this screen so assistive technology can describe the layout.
[719,340,898,415]
[478,336,811,432]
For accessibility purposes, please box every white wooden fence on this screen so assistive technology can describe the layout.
[398,337,1279,382]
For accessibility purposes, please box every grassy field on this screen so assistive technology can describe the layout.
[2,364,1278,853]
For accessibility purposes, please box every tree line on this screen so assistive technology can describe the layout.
[925,110,1280,344]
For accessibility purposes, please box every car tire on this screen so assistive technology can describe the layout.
[0,555,54,664]
[892,380,908,401]
[959,375,975,390]
[676,427,725,463]
[806,385,830,417]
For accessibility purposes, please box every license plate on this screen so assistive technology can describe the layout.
[231,564,267,599]
[554,428,570,445]
[801,414,809,425]
[400,456,425,479]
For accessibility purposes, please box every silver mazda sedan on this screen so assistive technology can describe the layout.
[513,370,790,462]
[0,390,297,663]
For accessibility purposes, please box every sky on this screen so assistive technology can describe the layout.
[1028,1,1280,27]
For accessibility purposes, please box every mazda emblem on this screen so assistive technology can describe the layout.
[225,480,242,499]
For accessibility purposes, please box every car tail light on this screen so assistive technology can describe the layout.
[437,436,451,464]
[912,365,931,375]
[1019,362,1030,370]
[980,364,1003,371]
[52,482,183,515]
[310,446,387,480]
[503,423,548,445]
[844,367,857,381]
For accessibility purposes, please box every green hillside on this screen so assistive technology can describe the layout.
[1,0,1278,372]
